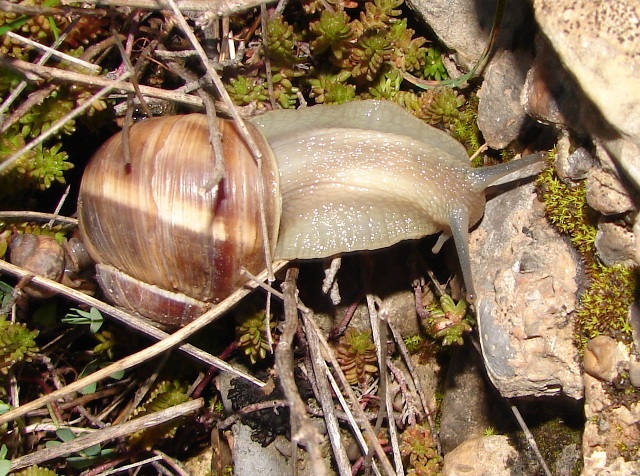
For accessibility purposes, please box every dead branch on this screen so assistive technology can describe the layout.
[10,398,204,470]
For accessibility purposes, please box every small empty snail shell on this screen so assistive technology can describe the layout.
[78,100,543,326]
[9,234,65,299]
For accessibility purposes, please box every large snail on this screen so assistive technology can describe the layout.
[78,100,543,326]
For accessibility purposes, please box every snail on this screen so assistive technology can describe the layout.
[8,233,93,298]
[78,100,543,326]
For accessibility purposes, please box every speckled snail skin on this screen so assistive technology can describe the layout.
[78,100,543,326]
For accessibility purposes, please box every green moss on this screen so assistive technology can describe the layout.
[536,153,598,256]
[576,263,638,348]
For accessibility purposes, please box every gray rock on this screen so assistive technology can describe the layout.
[406,0,532,71]
[595,221,637,267]
[556,148,597,182]
[439,347,504,453]
[533,0,640,190]
[586,167,635,216]
[477,49,532,149]
[470,181,583,399]
[629,353,640,388]
[521,37,586,131]
[583,371,640,476]
[442,435,519,476]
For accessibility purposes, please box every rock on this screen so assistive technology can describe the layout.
[521,37,586,130]
[439,347,507,453]
[555,147,597,183]
[629,353,640,388]
[586,167,635,216]
[583,335,627,383]
[595,221,637,267]
[470,181,583,399]
[583,372,640,476]
[477,49,532,149]
[442,435,520,476]
[406,0,532,71]
[533,0,640,190]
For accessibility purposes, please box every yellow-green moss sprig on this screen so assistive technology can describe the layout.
[14,466,59,476]
[425,294,473,346]
[226,76,268,105]
[577,263,638,347]
[129,380,191,449]
[351,32,394,82]
[536,154,597,256]
[417,87,465,129]
[0,315,39,374]
[265,17,301,67]
[422,47,448,81]
[400,423,442,475]
[357,0,403,31]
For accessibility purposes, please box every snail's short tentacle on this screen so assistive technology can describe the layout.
[449,206,475,302]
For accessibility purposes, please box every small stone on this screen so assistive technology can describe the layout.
[629,354,640,388]
[586,167,635,216]
[556,147,597,182]
[595,221,637,267]
[442,435,519,476]
[521,38,585,130]
[583,335,626,383]
[477,49,532,149]
[406,0,532,71]
[439,347,506,453]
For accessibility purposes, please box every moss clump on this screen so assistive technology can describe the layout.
[536,154,598,256]
[576,264,638,349]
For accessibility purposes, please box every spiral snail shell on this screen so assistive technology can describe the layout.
[78,100,543,326]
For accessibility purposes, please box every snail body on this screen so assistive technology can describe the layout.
[78,100,543,326]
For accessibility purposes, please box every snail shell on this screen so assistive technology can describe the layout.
[78,115,280,325]
[78,100,543,325]
[9,234,65,299]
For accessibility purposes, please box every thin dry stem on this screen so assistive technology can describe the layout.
[277,267,327,475]
[62,0,276,16]
[0,259,265,387]
[0,261,288,426]
[10,399,204,470]
[0,71,132,175]
[0,57,205,108]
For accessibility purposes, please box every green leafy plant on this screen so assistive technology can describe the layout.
[236,310,273,364]
[45,428,113,469]
[63,307,104,334]
[0,315,39,374]
[424,294,473,346]
[129,380,191,449]
[400,423,442,475]
[336,328,378,385]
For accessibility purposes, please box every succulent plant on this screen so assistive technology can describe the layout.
[0,315,39,374]
[336,328,378,385]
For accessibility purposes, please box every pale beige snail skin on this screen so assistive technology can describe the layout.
[78,100,544,327]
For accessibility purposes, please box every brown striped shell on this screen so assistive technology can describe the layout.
[78,114,280,326]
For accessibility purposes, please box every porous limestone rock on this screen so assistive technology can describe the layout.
[470,181,583,399]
